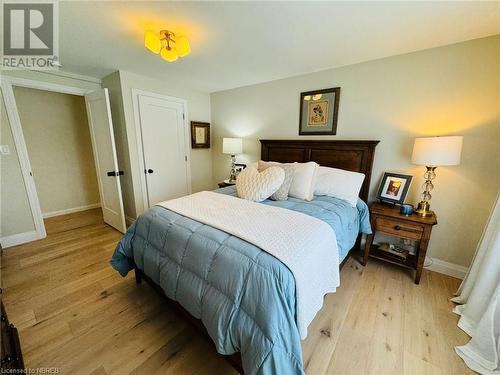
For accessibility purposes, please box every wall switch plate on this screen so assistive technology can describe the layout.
[0,145,11,155]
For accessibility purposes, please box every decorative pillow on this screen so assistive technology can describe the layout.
[314,166,365,207]
[258,162,296,201]
[236,166,285,202]
[258,161,318,201]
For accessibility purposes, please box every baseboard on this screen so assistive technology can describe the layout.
[42,203,101,218]
[424,257,468,279]
[0,231,41,248]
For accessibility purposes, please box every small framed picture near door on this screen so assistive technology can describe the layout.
[299,87,340,135]
[191,121,210,148]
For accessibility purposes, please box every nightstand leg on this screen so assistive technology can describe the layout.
[415,226,432,284]
[362,234,374,266]
[415,249,425,284]
[415,267,423,284]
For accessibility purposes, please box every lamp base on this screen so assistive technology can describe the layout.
[415,201,433,217]
[228,154,237,183]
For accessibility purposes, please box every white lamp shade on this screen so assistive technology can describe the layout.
[411,136,463,166]
[222,138,243,155]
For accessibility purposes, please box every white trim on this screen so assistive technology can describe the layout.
[1,76,94,96]
[131,89,192,213]
[0,231,41,248]
[42,203,101,218]
[30,69,102,84]
[0,80,47,241]
[0,66,101,85]
[424,257,468,279]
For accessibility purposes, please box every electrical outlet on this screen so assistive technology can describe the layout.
[0,145,11,155]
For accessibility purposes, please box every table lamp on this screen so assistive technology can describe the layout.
[411,136,463,217]
[222,137,243,183]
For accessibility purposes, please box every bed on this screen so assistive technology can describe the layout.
[111,139,378,374]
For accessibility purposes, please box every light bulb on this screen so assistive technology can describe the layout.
[174,36,191,57]
[160,47,178,62]
[144,31,161,54]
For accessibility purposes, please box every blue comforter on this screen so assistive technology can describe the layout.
[111,188,371,374]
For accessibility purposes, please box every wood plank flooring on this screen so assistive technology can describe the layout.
[1,209,473,374]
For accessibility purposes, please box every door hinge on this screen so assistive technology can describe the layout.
[184,156,188,162]
[183,113,185,120]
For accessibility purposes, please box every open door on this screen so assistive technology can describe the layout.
[85,89,126,233]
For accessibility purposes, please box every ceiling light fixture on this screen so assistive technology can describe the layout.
[144,30,191,62]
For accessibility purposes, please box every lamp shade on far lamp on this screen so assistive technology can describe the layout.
[223,138,243,155]
[411,136,463,166]
[411,135,463,217]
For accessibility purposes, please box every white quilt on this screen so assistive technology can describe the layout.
[158,191,340,339]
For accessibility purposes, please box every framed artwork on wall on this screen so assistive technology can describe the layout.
[376,172,413,205]
[191,121,210,148]
[299,87,340,135]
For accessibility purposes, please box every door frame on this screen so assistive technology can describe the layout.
[131,89,192,211]
[0,76,94,246]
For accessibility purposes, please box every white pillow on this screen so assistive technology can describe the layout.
[314,166,365,206]
[259,161,318,201]
[288,162,318,201]
[236,166,285,202]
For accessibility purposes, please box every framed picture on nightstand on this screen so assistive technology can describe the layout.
[376,172,413,205]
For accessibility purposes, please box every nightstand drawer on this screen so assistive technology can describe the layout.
[375,217,423,240]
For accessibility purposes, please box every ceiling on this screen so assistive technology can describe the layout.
[59,1,500,93]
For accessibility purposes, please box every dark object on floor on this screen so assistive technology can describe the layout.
[1,300,25,371]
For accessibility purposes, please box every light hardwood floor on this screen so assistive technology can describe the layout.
[1,209,473,375]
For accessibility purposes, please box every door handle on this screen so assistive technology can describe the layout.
[145,169,154,174]
[107,171,124,177]
[394,225,401,231]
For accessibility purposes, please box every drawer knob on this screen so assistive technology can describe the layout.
[394,225,401,230]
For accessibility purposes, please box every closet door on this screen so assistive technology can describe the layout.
[137,94,189,207]
[85,89,126,233]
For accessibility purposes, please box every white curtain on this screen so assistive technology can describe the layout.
[451,190,500,374]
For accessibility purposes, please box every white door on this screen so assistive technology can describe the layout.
[85,89,126,233]
[137,94,189,207]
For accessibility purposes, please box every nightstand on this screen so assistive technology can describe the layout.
[362,202,437,284]
[218,180,235,188]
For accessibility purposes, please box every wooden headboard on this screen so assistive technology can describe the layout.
[260,139,379,203]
